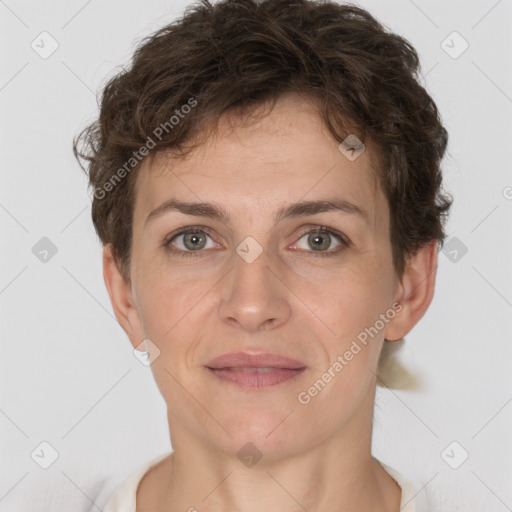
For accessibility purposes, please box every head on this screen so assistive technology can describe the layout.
[74,0,452,461]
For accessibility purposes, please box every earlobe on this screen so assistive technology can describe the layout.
[384,241,439,342]
[102,244,144,349]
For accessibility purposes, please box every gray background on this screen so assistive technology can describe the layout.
[1,0,511,510]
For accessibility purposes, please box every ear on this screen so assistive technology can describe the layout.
[102,243,144,350]
[384,240,438,342]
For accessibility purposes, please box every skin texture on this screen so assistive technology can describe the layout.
[103,92,438,511]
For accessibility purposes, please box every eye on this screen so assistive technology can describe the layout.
[162,225,350,258]
[163,227,220,257]
[291,226,349,256]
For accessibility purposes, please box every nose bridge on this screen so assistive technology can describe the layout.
[219,243,290,331]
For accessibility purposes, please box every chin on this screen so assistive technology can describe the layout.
[209,412,305,463]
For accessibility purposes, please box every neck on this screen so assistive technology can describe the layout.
[152,391,401,512]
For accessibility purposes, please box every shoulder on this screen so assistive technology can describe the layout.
[102,452,172,512]
[378,460,417,512]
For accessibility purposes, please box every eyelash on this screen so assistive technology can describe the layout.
[162,225,350,258]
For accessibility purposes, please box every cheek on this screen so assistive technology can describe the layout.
[135,267,206,341]
[299,266,388,338]
[296,267,392,385]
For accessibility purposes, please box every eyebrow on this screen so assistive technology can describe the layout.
[145,197,369,227]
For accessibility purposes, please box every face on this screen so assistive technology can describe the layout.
[113,93,409,461]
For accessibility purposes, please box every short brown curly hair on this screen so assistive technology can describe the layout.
[73,0,453,283]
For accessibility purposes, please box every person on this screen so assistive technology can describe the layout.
[73,0,453,510]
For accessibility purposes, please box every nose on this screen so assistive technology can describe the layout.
[218,247,291,332]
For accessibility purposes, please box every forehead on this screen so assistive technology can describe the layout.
[133,93,385,230]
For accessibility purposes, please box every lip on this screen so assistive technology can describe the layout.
[205,351,306,370]
[206,366,306,389]
[204,351,307,390]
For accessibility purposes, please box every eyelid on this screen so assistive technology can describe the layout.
[163,225,220,245]
[294,224,348,243]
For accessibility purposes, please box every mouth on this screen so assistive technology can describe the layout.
[204,351,307,389]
